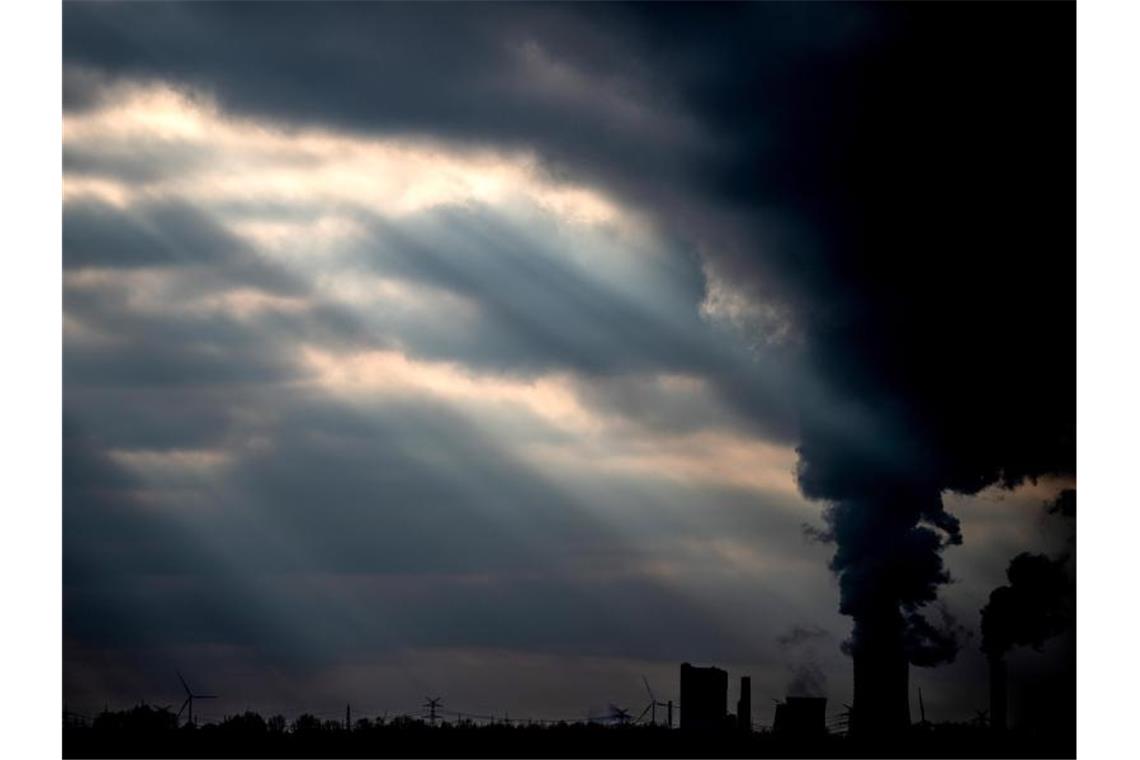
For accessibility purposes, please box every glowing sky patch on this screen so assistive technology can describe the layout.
[64,82,634,230]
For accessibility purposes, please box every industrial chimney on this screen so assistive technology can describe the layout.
[737,676,751,732]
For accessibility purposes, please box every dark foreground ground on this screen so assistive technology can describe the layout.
[63,708,1075,758]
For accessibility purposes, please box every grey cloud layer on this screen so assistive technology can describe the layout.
[63,142,822,708]
[62,1,1072,725]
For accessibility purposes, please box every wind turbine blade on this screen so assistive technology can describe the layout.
[642,675,655,702]
[177,671,191,696]
[196,695,218,700]
[637,704,652,723]
[177,698,190,719]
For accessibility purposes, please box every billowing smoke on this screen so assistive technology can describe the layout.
[776,4,1074,737]
[803,489,963,662]
[778,625,830,699]
[787,663,827,700]
[981,553,1072,659]
[903,605,969,668]
[982,490,1074,660]
[980,550,1073,732]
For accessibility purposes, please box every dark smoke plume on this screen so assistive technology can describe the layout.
[903,605,969,668]
[780,4,1074,735]
[981,553,1072,658]
[980,551,1073,733]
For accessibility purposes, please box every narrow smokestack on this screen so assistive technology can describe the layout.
[737,676,751,732]
[988,654,1007,732]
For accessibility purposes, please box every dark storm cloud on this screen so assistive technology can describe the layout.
[61,2,707,180]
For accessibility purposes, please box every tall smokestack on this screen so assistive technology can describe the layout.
[737,676,751,732]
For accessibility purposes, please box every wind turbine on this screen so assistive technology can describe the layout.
[608,704,631,726]
[636,676,669,726]
[176,671,216,727]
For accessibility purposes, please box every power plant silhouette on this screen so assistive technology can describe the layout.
[62,638,1076,756]
[61,656,1073,759]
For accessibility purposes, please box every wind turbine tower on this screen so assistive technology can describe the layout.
[176,671,217,728]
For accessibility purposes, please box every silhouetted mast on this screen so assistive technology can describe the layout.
[424,697,442,726]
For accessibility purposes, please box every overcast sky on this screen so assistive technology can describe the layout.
[62,2,1074,727]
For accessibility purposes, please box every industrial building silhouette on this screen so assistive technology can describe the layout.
[678,663,727,732]
[773,697,827,737]
[62,659,1074,758]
